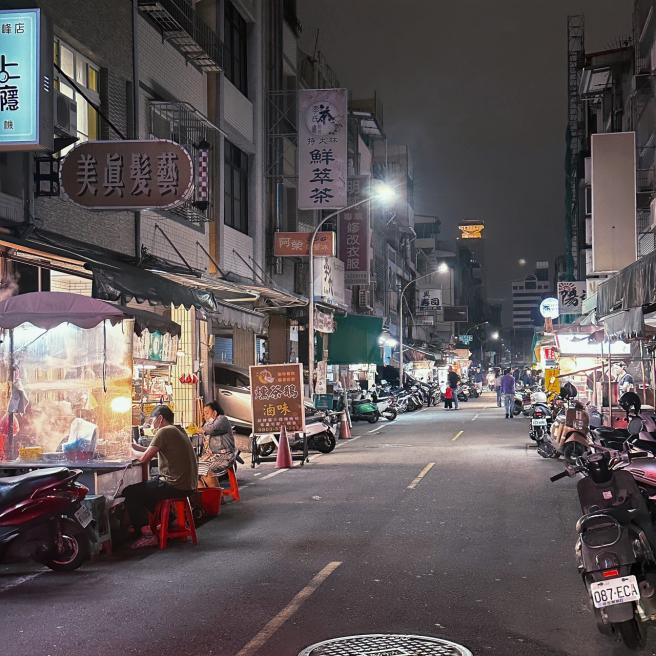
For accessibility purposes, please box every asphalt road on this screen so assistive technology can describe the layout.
[1,393,654,656]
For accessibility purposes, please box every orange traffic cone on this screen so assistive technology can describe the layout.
[275,424,293,469]
[339,410,352,440]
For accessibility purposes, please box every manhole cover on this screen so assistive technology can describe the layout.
[298,634,473,656]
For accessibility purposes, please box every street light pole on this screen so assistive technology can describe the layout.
[398,270,439,387]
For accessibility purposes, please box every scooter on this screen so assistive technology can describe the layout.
[255,412,337,457]
[351,396,381,423]
[0,467,91,571]
[552,452,656,650]
[542,400,591,463]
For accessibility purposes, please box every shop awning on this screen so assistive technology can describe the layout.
[91,264,217,312]
[327,314,383,365]
[211,302,267,334]
[116,305,182,338]
[602,308,647,342]
[597,250,656,318]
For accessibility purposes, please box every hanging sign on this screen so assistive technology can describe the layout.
[340,209,370,285]
[297,88,348,210]
[314,308,335,333]
[539,297,560,319]
[313,256,345,308]
[273,231,335,257]
[557,281,587,315]
[0,8,53,151]
[417,289,442,313]
[250,363,305,434]
[60,139,194,210]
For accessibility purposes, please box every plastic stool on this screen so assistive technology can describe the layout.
[149,498,198,550]
[221,467,240,502]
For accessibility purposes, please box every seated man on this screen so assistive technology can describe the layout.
[123,405,198,548]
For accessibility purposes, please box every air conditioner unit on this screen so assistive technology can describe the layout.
[358,288,372,309]
[54,90,77,137]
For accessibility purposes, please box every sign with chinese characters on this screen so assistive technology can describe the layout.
[0,8,53,151]
[314,308,335,333]
[458,334,474,345]
[249,363,305,434]
[417,289,442,313]
[313,256,345,308]
[273,231,335,257]
[60,140,194,210]
[539,297,560,319]
[297,88,348,210]
[340,209,370,285]
[557,281,587,315]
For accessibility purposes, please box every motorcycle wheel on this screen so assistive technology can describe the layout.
[42,518,90,572]
[562,441,587,464]
[314,433,336,454]
[383,409,397,421]
[616,618,645,650]
[367,414,379,424]
[258,444,275,458]
[513,400,522,416]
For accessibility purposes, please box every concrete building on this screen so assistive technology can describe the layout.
[511,261,552,330]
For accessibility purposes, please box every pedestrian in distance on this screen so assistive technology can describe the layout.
[494,368,502,408]
[500,368,516,419]
[444,385,454,410]
[447,365,461,410]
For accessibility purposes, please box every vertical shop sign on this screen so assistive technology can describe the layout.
[313,256,345,308]
[250,363,305,434]
[297,88,348,209]
[340,210,370,285]
[557,281,587,315]
[0,8,52,151]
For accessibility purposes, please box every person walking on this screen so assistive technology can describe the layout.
[494,368,503,408]
[447,366,461,410]
[500,368,516,419]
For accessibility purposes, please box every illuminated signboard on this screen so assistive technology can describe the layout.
[458,223,484,239]
[0,8,52,151]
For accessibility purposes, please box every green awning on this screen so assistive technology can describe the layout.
[328,315,383,365]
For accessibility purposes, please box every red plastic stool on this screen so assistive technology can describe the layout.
[149,498,198,550]
[221,467,240,502]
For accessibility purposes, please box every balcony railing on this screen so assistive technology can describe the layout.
[138,0,223,72]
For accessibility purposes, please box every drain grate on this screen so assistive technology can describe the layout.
[298,634,473,656]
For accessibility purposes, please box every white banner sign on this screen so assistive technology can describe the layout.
[313,256,345,308]
[417,289,442,314]
[557,281,587,315]
[298,88,348,210]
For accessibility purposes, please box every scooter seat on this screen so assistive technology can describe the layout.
[593,427,630,439]
[0,467,70,507]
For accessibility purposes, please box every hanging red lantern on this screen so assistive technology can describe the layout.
[179,374,186,384]
[185,373,193,384]
[191,374,199,384]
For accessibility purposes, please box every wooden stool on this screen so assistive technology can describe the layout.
[149,498,198,550]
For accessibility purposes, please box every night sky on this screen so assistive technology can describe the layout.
[299,0,633,324]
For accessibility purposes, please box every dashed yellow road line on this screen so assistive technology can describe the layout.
[451,430,464,442]
[407,462,435,489]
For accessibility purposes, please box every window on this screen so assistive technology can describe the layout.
[224,140,249,234]
[224,1,248,96]
[214,337,234,364]
[54,38,100,150]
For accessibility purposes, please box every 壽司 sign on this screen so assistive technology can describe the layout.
[417,289,442,313]
[60,140,194,210]
[0,8,53,151]
[297,88,348,210]
[250,363,305,434]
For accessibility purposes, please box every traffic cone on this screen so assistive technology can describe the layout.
[339,410,352,440]
[275,424,293,469]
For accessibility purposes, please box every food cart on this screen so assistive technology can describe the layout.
[0,292,178,497]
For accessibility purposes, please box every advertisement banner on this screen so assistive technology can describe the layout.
[133,329,179,364]
[313,256,345,308]
[557,281,587,315]
[297,88,348,210]
[60,140,194,210]
[273,231,335,257]
[417,289,442,313]
[0,8,52,151]
[340,210,370,286]
[314,308,335,333]
[250,363,305,434]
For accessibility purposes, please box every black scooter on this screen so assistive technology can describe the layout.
[552,452,656,649]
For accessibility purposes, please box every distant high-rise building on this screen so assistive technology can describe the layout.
[512,262,552,329]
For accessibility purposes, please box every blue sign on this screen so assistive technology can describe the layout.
[0,9,42,149]
[458,334,473,345]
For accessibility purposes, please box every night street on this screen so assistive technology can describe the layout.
[1,393,649,656]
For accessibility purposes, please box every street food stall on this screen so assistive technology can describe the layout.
[0,292,179,498]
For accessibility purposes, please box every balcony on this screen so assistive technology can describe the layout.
[138,0,223,72]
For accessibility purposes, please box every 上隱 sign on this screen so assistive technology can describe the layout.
[297,88,348,210]
[60,140,194,210]
[557,281,587,315]
[0,8,53,151]
[250,363,305,434]
[273,231,335,257]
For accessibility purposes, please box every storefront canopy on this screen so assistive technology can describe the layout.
[602,308,647,342]
[117,305,182,338]
[597,249,656,318]
[327,315,383,365]
[0,292,126,329]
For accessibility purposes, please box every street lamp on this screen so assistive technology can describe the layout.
[307,181,397,398]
